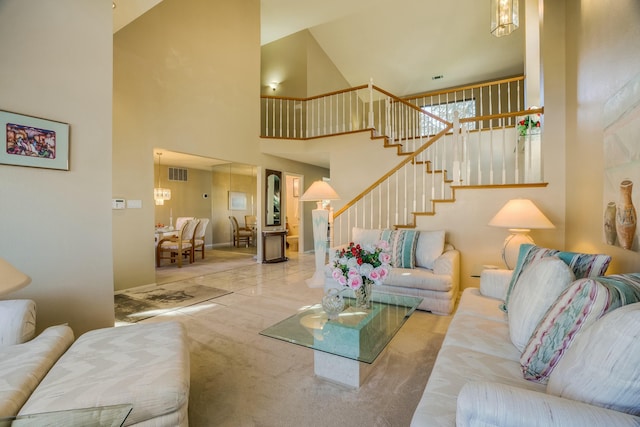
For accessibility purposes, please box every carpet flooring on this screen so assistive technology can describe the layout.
[117,250,452,426]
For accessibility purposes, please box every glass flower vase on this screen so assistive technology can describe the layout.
[353,280,373,310]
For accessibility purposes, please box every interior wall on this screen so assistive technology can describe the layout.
[564,0,640,272]
[261,29,350,98]
[113,0,328,291]
[211,168,258,246]
[0,1,114,334]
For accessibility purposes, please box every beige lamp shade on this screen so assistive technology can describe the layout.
[489,199,554,231]
[489,199,554,269]
[300,181,340,202]
[0,258,32,296]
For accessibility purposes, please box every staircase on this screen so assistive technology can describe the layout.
[260,76,546,246]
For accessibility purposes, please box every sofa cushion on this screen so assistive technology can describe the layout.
[520,274,640,383]
[0,325,74,417]
[501,244,611,312]
[546,302,640,416]
[383,267,452,291]
[507,257,575,351]
[351,227,383,247]
[415,230,445,269]
[19,321,190,426]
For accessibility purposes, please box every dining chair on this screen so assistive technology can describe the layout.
[175,216,195,231]
[229,216,252,247]
[244,215,257,246]
[156,219,195,268]
[193,218,210,260]
[181,218,200,263]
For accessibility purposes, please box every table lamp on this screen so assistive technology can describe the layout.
[488,198,554,269]
[300,181,340,287]
[0,258,32,296]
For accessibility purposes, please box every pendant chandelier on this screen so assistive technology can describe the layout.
[491,0,519,37]
[154,152,171,206]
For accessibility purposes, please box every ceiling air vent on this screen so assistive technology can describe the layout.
[168,167,188,182]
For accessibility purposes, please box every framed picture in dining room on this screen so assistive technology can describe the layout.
[0,109,70,171]
[229,191,247,211]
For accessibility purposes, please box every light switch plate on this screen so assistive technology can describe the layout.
[112,198,125,209]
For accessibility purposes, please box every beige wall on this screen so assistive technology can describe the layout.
[210,168,258,246]
[114,0,328,291]
[564,0,640,272]
[261,29,350,98]
[0,1,114,334]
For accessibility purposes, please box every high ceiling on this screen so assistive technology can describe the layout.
[114,0,526,169]
[261,0,525,96]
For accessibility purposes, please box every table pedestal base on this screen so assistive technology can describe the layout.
[314,351,376,389]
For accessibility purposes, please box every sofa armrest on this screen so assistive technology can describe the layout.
[479,269,513,300]
[457,381,640,427]
[433,249,460,281]
[0,300,36,346]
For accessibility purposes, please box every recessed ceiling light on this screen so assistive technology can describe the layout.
[112,2,116,9]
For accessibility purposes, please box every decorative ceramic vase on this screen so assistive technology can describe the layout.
[353,280,373,310]
[322,288,345,320]
[616,180,637,250]
[604,201,617,245]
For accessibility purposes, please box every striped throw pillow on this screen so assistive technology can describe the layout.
[381,229,418,268]
[520,274,640,383]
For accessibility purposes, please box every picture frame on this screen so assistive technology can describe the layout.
[229,191,247,211]
[1,110,70,171]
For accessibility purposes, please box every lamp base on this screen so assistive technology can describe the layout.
[502,229,534,269]
[305,270,326,288]
[307,208,329,288]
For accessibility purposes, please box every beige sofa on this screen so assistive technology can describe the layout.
[325,227,460,315]
[0,299,190,426]
[412,245,640,426]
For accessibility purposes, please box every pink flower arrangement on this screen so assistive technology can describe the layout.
[330,241,392,290]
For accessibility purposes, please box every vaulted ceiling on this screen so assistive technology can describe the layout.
[114,0,525,169]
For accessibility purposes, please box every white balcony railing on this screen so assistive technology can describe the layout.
[260,76,544,245]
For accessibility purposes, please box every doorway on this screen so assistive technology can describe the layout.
[284,173,303,255]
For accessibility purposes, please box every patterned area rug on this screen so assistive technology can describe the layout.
[115,284,231,324]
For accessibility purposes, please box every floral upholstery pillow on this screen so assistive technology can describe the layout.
[500,244,611,312]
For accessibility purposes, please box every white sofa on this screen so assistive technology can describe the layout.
[325,227,460,315]
[411,249,640,426]
[0,299,190,426]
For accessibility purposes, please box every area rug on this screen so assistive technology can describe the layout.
[115,284,231,324]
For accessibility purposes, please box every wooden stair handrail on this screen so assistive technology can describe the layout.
[334,123,453,218]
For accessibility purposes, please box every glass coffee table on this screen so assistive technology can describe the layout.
[260,291,423,388]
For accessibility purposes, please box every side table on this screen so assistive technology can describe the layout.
[262,229,288,263]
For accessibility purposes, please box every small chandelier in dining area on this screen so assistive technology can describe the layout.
[154,152,171,206]
[490,0,519,37]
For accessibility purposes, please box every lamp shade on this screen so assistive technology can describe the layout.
[488,199,554,230]
[0,258,31,296]
[300,181,340,202]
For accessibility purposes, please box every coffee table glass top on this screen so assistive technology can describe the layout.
[260,291,423,364]
[0,404,133,427]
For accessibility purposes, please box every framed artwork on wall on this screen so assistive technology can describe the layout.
[229,191,247,210]
[0,110,70,171]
